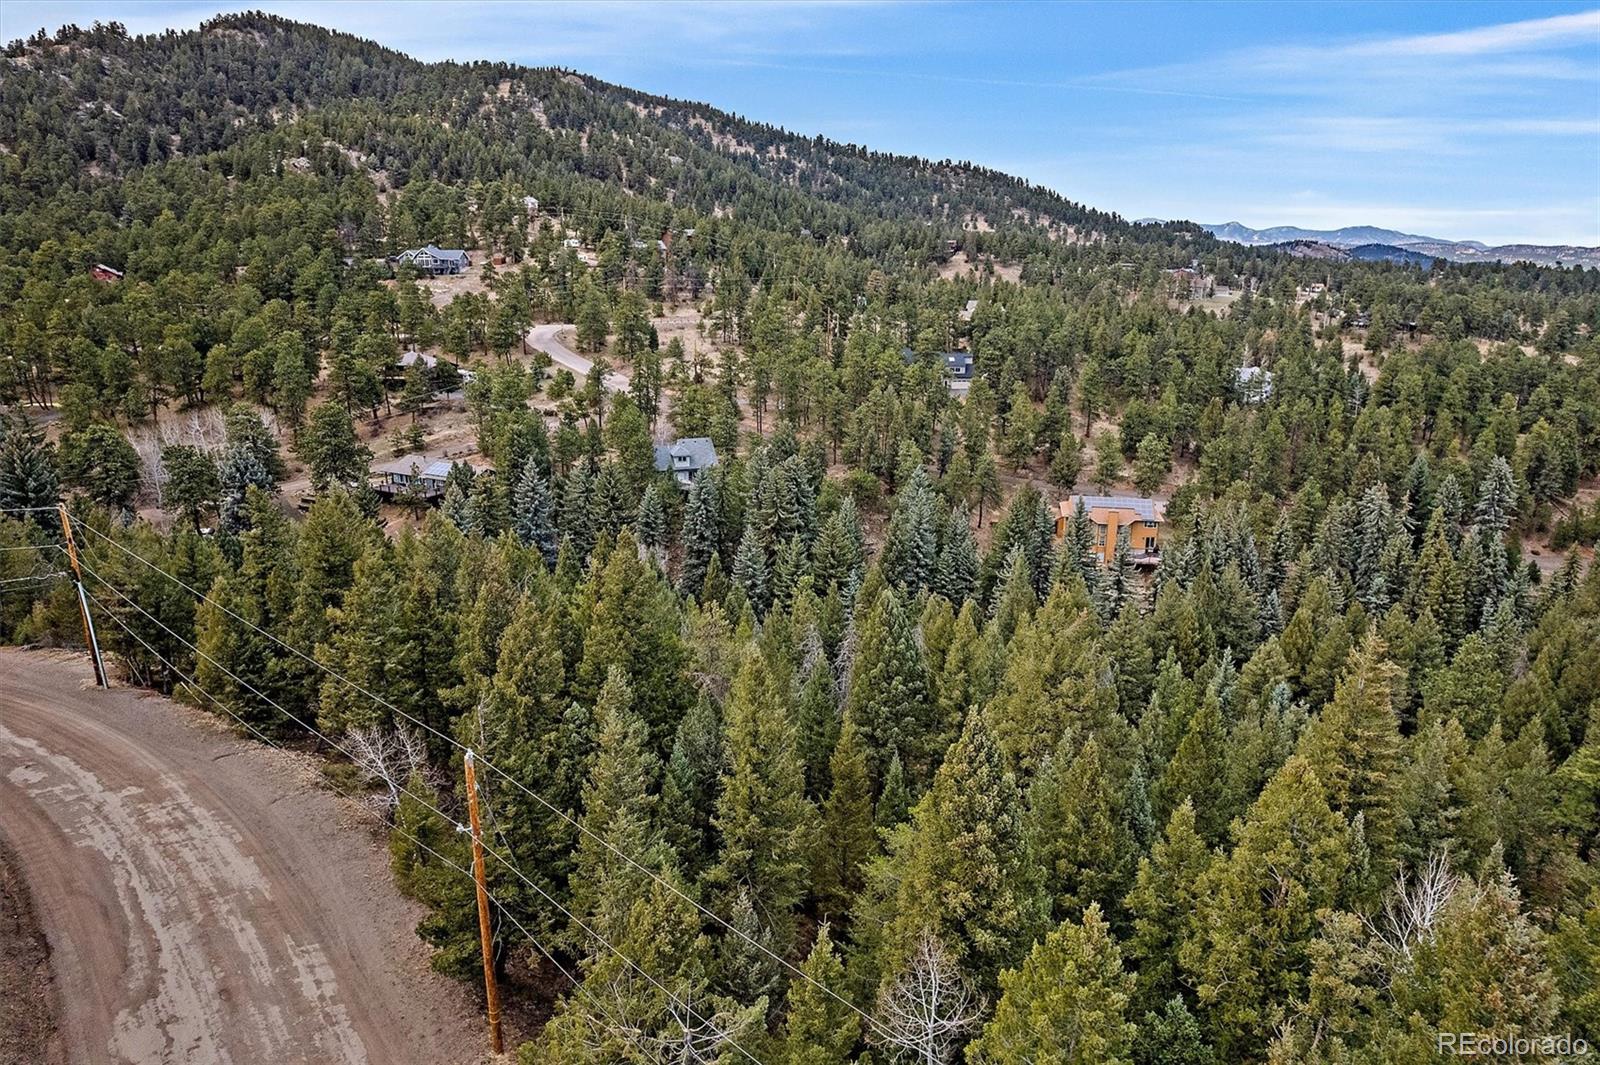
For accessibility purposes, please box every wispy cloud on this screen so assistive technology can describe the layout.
[1345,8,1600,57]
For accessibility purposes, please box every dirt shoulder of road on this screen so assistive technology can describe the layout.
[0,832,64,1065]
[0,647,501,1065]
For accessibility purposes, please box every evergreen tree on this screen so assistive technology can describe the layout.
[559,465,595,562]
[711,648,816,951]
[845,586,934,786]
[1124,799,1212,1012]
[885,707,1045,995]
[813,495,865,592]
[635,482,667,555]
[778,924,860,1065]
[1295,634,1404,880]
[933,507,979,606]
[813,711,877,920]
[1027,733,1137,924]
[969,904,1137,1065]
[297,402,371,491]
[1182,757,1349,1059]
[1155,683,1229,844]
[568,667,661,944]
[679,474,720,597]
[1132,997,1214,1065]
[511,452,558,566]
[732,519,770,617]
[659,693,723,878]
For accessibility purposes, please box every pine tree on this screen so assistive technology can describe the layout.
[568,667,661,945]
[574,528,691,754]
[298,402,371,491]
[813,711,877,920]
[1295,634,1404,880]
[989,544,1037,647]
[886,707,1045,995]
[635,482,667,555]
[659,693,723,878]
[511,452,558,566]
[876,750,912,829]
[881,465,939,593]
[678,473,720,596]
[778,923,860,1065]
[968,904,1137,1065]
[1124,799,1212,1013]
[933,506,979,606]
[216,444,271,535]
[1473,455,1517,533]
[1133,997,1214,1065]
[1182,757,1349,1059]
[813,495,865,592]
[1155,683,1229,844]
[794,628,841,797]
[732,519,770,616]
[845,586,934,786]
[1027,734,1136,924]
[711,648,816,951]
[1386,870,1561,1056]
[559,465,595,562]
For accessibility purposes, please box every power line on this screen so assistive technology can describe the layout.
[0,571,66,585]
[87,594,687,1063]
[67,508,890,1045]
[73,554,766,1065]
[79,598,591,1022]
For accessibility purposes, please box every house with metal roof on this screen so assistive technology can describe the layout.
[653,437,718,489]
[1056,494,1166,565]
[395,245,472,275]
[370,453,492,502]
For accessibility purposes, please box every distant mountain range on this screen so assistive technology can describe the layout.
[1194,221,1600,270]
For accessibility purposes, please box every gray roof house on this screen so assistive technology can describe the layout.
[653,437,718,488]
[900,347,975,392]
[1237,365,1273,403]
[370,452,492,502]
[395,245,471,275]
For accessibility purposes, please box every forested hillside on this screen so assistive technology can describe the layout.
[2,13,1598,1064]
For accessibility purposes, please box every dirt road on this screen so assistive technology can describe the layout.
[0,648,488,1065]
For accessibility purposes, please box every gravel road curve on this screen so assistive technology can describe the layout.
[0,648,488,1065]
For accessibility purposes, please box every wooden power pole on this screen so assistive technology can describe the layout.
[57,504,107,688]
[463,750,504,1055]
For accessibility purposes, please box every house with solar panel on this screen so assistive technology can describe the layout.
[370,453,493,502]
[1056,494,1165,565]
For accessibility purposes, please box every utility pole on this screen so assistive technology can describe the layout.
[57,504,107,688]
[463,750,504,1056]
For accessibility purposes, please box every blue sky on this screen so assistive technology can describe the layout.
[5,1,1598,245]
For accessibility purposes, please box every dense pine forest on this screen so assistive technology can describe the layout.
[3,13,1599,1064]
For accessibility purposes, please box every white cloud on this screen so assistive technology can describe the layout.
[1346,9,1600,57]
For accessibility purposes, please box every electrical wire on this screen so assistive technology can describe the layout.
[67,508,890,1045]
[72,552,767,1065]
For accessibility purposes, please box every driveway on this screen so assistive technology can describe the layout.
[525,323,630,393]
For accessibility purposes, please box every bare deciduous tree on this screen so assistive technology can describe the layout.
[873,932,982,1065]
[345,724,432,818]
[1368,849,1458,965]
